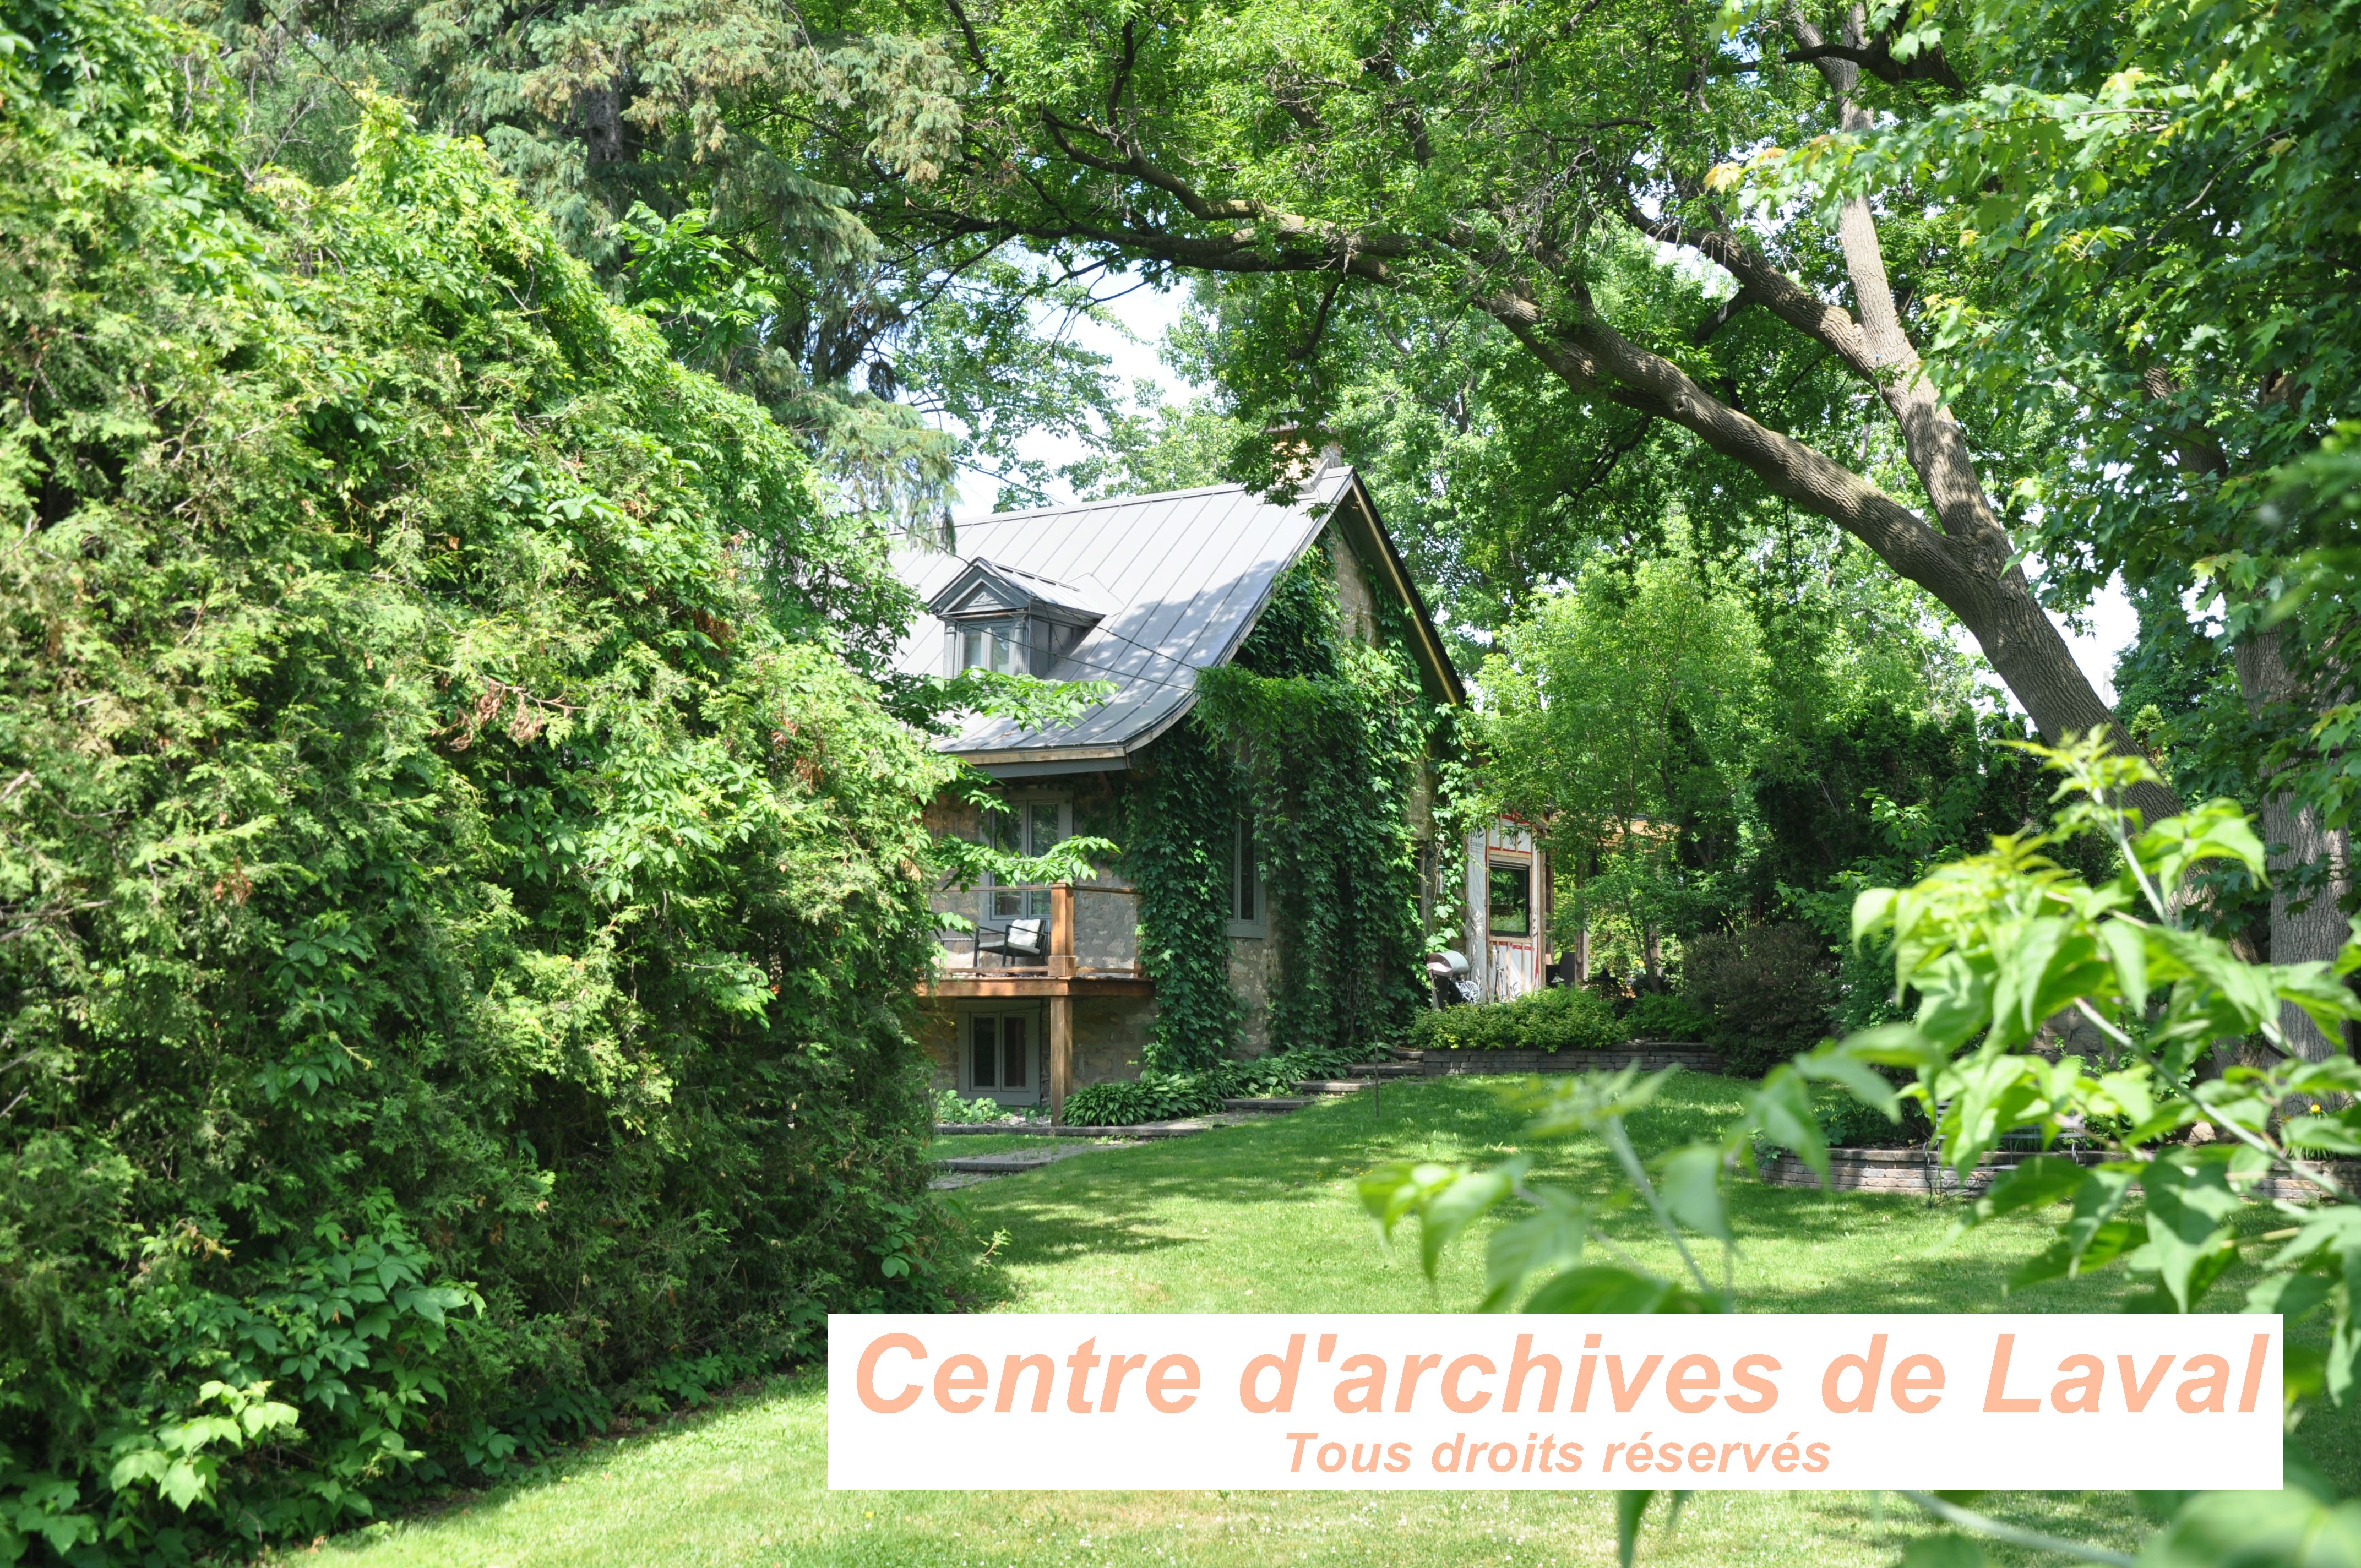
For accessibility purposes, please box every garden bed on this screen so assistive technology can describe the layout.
[1418,1042,1723,1076]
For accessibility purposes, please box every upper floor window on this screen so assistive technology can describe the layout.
[957,617,1026,675]
[985,797,1067,918]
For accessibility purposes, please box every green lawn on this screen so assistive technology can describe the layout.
[307,1075,2336,1568]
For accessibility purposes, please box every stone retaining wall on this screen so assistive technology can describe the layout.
[1419,1044,1723,1076]
[1760,1146,2361,1202]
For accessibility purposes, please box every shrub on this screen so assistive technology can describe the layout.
[1060,1046,1383,1125]
[934,1090,1012,1124]
[1756,1082,1934,1160]
[1684,924,1838,1078]
[0,14,945,1559]
[1063,1072,1225,1126]
[1624,992,1710,1041]
[1407,986,1630,1053]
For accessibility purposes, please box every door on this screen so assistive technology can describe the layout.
[963,1010,1042,1106]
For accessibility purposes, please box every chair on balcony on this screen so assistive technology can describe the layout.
[974,916,1048,969]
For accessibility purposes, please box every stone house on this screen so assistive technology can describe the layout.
[890,460,1552,1118]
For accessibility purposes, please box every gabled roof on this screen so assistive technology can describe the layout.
[889,464,1461,771]
[927,557,1111,625]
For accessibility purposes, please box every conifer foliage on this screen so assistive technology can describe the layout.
[0,0,951,1555]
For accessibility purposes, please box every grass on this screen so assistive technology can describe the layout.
[309,1074,2338,1568]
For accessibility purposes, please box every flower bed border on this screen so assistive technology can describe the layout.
[1417,1042,1723,1076]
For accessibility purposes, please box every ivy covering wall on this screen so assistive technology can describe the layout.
[1130,543,1437,1068]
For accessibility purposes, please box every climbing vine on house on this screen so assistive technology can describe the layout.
[1127,717,1244,1070]
[1200,552,1434,1053]
[1127,549,1436,1067]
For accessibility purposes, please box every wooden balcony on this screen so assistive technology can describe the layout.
[923,882,1150,1121]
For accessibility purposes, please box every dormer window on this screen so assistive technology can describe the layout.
[959,617,1027,675]
[929,558,1105,681]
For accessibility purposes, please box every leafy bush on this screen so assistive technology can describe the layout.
[1624,992,1710,1041]
[1060,1047,1383,1126]
[0,10,946,1559]
[1683,924,1838,1077]
[1407,986,1630,1053]
[933,1090,1014,1124]
[1063,1072,1225,1126]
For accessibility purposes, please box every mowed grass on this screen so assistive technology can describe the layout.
[310,1074,2342,1568]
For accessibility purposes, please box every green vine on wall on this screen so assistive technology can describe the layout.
[1127,717,1242,1071]
[1129,548,1446,1067]
[1199,551,1433,1053]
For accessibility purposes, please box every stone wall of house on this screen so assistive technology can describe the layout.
[1228,934,1277,1054]
[1074,995,1156,1085]
[1326,526,1380,645]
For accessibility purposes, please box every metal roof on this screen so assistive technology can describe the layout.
[890,465,1453,769]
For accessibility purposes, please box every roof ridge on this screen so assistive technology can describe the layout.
[953,480,1250,527]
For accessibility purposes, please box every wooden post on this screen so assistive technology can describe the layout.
[1049,995,1073,1124]
[1049,883,1076,979]
[1049,883,1074,1123]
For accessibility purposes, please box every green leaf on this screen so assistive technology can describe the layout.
[2140,1157,2243,1311]
[2010,1218,2139,1289]
[1750,1070,1827,1183]
[1959,1154,2088,1233]
[1522,1266,1710,1314]
[2096,917,2150,1014]
[1416,1158,1524,1281]
[1481,1189,1586,1313]
[1897,1536,1989,1568]
[159,1459,205,1511]
[1794,1046,1901,1119]
[1657,1144,1731,1243]
[1615,1490,1654,1568]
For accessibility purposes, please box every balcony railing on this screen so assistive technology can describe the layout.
[933,882,1144,981]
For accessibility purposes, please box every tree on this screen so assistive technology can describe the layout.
[0,2,959,1549]
[810,0,2179,823]
[1775,0,2361,1048]
[181,0,1129,524]
[1477,530,1766,977]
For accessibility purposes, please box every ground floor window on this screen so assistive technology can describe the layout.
[965,1010,1040,1102]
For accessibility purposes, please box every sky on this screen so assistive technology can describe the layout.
[954,282,2142,706]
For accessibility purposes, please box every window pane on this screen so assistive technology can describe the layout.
[992,631,1016,674]
[1003,1016,1029,1088]
[1487,862,1531,937]
[971,1017,998,1088]
[993,889,1022,918]
[1235,818,1255,922]
[962,628,984,671]
[989,807,1022,856]
[1027,802,1065,856]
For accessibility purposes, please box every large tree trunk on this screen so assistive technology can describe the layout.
[2234,627,2354,1059]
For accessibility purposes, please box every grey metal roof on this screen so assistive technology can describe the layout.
[890,467,1360,766]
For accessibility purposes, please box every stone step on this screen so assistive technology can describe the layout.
[1222,1097,1315,1113]
[1389,1045,1426,1063]
[936,1146,1109,1175]
[1295,1079,1370,1096]
[1346,1061,1422,1079]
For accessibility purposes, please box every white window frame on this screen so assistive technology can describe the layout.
[947,616,1031,677]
